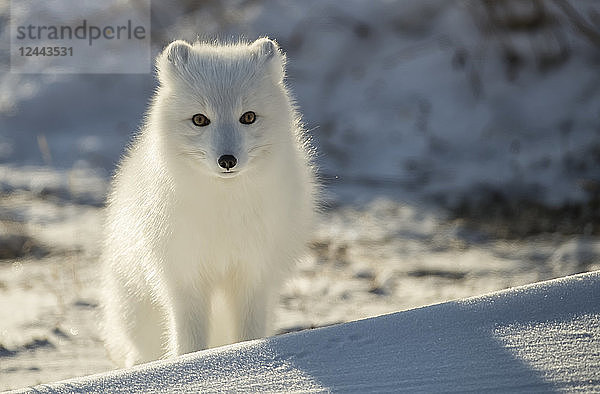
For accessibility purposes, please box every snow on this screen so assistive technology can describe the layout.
[22,271,600,393]
[1,0,600,390]
[4,191,599,389]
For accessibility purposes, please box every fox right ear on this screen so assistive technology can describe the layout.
[157,40,193,83]
[163,40,192,66]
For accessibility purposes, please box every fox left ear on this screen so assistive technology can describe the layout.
[252,37,286,84]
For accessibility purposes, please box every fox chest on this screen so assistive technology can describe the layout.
[169,194,280,268]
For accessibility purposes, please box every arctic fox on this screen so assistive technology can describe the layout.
[101,38,316,367]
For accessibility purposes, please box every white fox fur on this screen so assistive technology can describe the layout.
[101,38,316,367]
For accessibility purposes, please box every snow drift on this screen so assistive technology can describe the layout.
[22,271,600,393]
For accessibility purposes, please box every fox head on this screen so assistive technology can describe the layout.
[153,38,293,179]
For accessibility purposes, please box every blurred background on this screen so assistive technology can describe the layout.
[1,0,599,389]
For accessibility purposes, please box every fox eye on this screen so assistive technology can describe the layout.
[192,113,210,127]
[239,111,256,125]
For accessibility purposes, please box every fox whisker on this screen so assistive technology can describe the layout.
[248,143,274,153]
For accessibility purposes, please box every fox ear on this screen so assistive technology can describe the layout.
[157,40,193,83]
[163,40,192,66]
[252,37,286,83]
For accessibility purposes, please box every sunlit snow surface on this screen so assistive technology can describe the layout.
[21,272,600,393]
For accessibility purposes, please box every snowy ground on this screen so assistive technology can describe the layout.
[1,169,599,390]
[20,272,600,393]
[1,0,600,390]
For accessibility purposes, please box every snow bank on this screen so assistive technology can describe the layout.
[23,271,600,393]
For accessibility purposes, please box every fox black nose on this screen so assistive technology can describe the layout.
[218,154,237,170]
